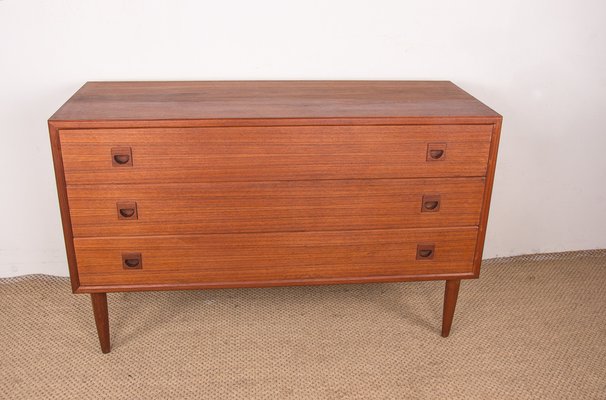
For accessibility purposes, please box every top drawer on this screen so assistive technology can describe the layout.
[59,125,493,185]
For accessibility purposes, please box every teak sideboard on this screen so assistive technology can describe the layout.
[49,81,502,353]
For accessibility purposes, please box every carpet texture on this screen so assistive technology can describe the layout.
[1,250,605,399]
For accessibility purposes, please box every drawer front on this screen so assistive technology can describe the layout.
[74,228,478,287]
[67,178,485,237]
[60,125,492,184]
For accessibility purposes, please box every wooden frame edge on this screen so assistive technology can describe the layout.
[75,272,477,293]
[472,117,503,277]
[48,121,81,292]
[52,116,498,293]
[48,116,501,130]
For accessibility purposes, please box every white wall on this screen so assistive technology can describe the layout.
[1,0,605,277]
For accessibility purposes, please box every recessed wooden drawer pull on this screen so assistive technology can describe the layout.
[429,150,444,159]
[111,147,133,167]
[116,201,138,220]
[421,195,441,212]
[114,155,130,164]
[427,143,447,161]
[416,244,435,260]
[424,201,439,210]
[124,258,139,267]
[418,249,433,257]
[120,208,135,218]
[122,252,142,269]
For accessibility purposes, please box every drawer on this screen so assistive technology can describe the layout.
[59,125,493,184]
[74,228,478,287]
[67,178,485,237]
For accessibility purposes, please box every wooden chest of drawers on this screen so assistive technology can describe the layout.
[49,81,502,353]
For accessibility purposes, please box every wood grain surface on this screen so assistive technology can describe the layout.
[49,124,80,292]
[74,228,478,287]
[473,119,503,276]
[48,81,502,350]
[50,81,499,122]
[67,178,485,237]
[59,125,492,184]
[90,293,110,353]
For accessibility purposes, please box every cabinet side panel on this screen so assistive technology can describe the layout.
[473,118,503,276]
[49,124,80,292]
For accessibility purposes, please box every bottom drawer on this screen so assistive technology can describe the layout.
[74,228,478,288]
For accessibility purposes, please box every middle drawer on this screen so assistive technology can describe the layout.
[67,178,485,237]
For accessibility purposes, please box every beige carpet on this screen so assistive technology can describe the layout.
[1,250,605,399]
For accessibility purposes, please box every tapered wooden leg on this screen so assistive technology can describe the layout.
[91,293,111,353]
[441,279,461,337]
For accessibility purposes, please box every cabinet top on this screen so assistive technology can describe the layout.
[50,81,500,122]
